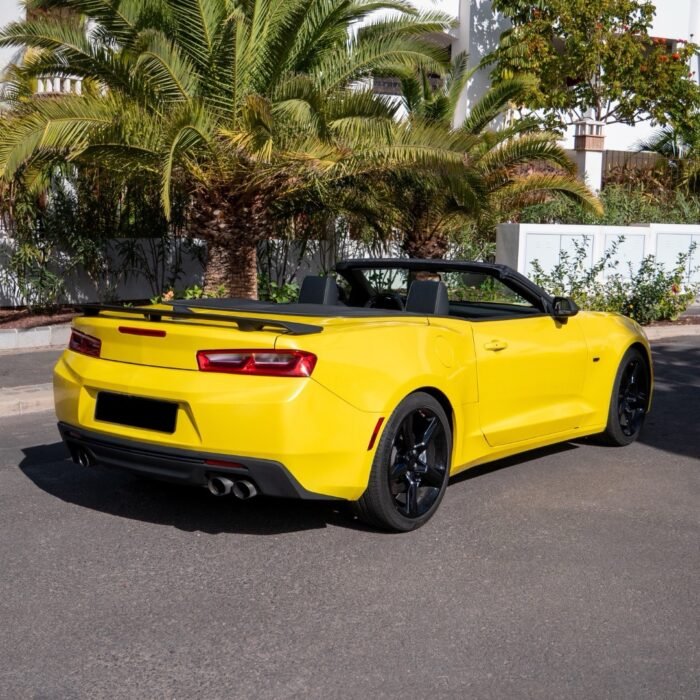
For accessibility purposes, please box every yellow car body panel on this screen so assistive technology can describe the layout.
[54,299,651,501]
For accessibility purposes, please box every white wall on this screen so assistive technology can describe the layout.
[458,0,698,150]
[497,223,700,284]
[0,0,23,79]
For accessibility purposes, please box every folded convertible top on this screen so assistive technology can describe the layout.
[78,303,324,335]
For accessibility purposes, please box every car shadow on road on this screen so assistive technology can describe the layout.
[449,441,579,486]
[640,340,700,459]
[18,442,371,536]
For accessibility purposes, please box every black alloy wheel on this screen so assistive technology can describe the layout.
[356,392,451,532]
[601,347,650,446]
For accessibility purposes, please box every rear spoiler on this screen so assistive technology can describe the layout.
[77,304,323,336]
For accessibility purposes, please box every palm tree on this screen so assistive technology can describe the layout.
[0,0,456,297]
[346,56,601,259]
[636,125,700,191]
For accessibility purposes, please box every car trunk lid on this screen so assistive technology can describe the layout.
[71,304,323,371]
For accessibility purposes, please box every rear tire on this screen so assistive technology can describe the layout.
[356,392,451,532]
[599,347,650,446]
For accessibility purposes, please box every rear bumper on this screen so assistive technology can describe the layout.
[58,422,334,500]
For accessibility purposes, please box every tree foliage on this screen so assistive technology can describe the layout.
[489,0,700,132]
[0,0,458,297]
[344,56,602,257]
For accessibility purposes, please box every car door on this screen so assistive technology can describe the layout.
[471,313,593,446]
[443,267,596,448]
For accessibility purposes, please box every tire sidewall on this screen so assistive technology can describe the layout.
[369,392,452,532]
[604,347,649,446]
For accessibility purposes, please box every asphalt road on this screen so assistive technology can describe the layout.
[1,337,698,700]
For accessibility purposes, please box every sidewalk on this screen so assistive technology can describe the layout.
[0,348,63,417]
[0,314,698,419]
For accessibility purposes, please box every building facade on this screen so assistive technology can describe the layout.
[0,1,24,86]
[454,0,700,151]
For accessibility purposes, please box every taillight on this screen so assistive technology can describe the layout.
[197,349,317,377]
[118,326,166,338]
[69,329,101,358]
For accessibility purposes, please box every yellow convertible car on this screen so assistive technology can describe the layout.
[54,259,652,531]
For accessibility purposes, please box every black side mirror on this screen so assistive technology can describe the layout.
[552,296,579,319]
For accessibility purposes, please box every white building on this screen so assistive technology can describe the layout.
[0,1,23,82]
[454,0,700,151]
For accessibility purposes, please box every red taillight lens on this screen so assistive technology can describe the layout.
[197,349,317,377]
[69,329,101,358]
[118,326,166,338]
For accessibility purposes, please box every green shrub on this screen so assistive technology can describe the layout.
[257,276,300,303]
[520,186,700,225]
[531,237,698,325]
[150,283,224,304]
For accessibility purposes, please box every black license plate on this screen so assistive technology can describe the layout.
[95,392,178,433]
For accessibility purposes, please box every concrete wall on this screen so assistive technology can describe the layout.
[0,237,205,307]
[496,223,700,283]
[0,233,404,307]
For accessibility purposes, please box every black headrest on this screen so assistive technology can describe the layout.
[405,280,449,315]
[298,276,339,305]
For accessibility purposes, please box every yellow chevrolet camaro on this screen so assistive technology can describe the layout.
[54,259,653,531]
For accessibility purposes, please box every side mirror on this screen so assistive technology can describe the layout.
[552,296,579,319]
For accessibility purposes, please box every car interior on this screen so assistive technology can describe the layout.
[298,269,546,320]
[175,265,549,321]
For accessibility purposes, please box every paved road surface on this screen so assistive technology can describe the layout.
[1,338,698,699]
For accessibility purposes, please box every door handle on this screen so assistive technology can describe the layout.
[484,340,508,352]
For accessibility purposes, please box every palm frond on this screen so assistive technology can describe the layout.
[160,120,213,214]
[0,96,117,178]
[315,33,448,92]
[635,127,688,159]
[27,0,138,47]
[446,51,472,118]
[476,133,577,183]
[460,76,535,134]
[1,18,143,96]
[169,0,226,70]
[326,90,397,142]
[135,32,199,103]
[492,174,603,215]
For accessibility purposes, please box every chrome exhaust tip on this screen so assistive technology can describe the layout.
[75,447,94,468]
[208,476,234,497]
[232,479,257,500]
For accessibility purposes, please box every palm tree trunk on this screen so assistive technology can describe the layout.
[203,240,258,298]
[402,227,450,259]
[190,189,261,299]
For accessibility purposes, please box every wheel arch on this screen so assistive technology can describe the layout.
[409,386,455,434]
[628,341,654,411]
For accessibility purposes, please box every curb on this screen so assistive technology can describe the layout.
[0,324,71,352]
[643,325,700,341]
[0,383,53,418]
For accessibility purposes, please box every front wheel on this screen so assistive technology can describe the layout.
[599,347,650,446]
[356,392,451,532]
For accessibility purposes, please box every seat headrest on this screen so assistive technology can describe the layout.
[405,280,449,315]
[298,276,339,305]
